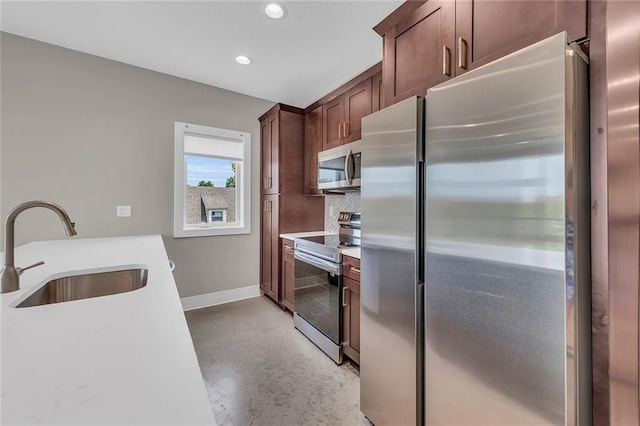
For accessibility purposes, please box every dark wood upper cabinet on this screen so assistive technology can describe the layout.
[377,0,587,106]
[372,71,383,113]
[455,0,587,74]
[323,96,344,150]
[343,78,372,144]
[304,105,323,196]
[260,112,278,195]
[322,77,373,149]
[381,0,455,107]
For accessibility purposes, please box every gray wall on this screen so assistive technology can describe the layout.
[0,33,274,298]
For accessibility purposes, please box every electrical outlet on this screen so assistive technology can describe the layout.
[117,205,132,217]
[329,205,335,216]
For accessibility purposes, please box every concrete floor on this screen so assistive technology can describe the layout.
[185,296,369,426]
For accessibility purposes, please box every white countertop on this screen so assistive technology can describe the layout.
[279,231,329,240]
[1,235,215,425]
[341,247,361,259]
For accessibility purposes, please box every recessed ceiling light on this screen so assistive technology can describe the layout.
[235,55,252,65]
[265,2,286,19]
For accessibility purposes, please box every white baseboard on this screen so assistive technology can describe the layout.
[181,285,260,311]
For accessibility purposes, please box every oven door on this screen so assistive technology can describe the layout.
[294,251,343,345]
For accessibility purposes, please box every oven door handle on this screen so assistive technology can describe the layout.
[294,251,342,275]
[294,245,338,263]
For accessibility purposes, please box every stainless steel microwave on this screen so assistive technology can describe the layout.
[318,140,361,191]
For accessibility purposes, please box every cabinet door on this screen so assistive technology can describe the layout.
[304,106,323,195]
[343,78,372,144]
[261,195,279,302]
[372,71,383,113]
[323,95,345,150]
[260,113,279,194]
[260,196,272,293]
[382,0,455,107]
[455,0,587,75]
[343,276,361,364]
[281,239,295,312]
[268,196,280,301]
[260,119,270,195]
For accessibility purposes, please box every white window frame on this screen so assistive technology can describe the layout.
[174,122,251,238]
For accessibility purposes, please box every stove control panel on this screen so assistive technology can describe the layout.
[338,211,361,227]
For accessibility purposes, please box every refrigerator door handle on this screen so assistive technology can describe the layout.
[416,159,426,285]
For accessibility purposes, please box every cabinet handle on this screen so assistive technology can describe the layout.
[442,46,451,76]
[458,37,468,70]
[265,200,272,212]
[344,122,349,138]
[338,123,343,139]
[342,286,349,307]
[264,177,272,189]
[350,266,360,274]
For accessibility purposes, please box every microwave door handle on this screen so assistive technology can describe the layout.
[344,149,353,184]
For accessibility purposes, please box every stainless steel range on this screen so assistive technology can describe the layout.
[293,212,361,364]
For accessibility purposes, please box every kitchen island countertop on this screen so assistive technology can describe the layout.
[1,235,215,425]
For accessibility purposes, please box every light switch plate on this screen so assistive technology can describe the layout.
[117,205,132,217]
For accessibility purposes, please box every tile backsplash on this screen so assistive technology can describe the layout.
[324,192,361,233]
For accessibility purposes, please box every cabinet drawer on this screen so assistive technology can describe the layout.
[281,238,295,255]
[343,256,361,281]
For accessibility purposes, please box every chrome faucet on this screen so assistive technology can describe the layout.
[1,201,77,293]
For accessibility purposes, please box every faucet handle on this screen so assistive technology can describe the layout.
[16,261,45,276]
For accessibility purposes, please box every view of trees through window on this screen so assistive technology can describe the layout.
[185,155,237,225]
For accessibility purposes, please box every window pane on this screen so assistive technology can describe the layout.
[185,155,237,225]
[210,210,224,222]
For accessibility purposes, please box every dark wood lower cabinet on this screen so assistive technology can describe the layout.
[343,255,361,364]
[260,194,279,301]
[343,276,361,364]
[281,238,295,312]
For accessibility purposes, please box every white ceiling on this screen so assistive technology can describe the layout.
[0,1,402,108]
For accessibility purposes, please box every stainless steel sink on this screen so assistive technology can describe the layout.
[16,268,148,308]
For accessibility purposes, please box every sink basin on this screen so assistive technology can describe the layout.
[16,268,148,308]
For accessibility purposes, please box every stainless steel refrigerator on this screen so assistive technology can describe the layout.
[360,32,591,426]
